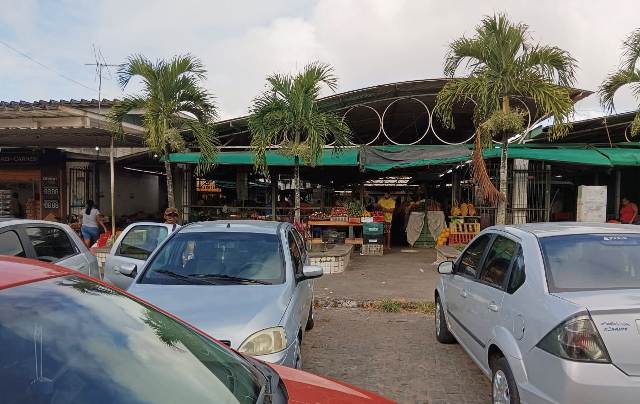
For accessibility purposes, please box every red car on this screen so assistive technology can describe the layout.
[0,257,393,404]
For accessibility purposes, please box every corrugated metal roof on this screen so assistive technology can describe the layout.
[0,99,116,111]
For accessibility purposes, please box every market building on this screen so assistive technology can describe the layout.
[0,99,166,225]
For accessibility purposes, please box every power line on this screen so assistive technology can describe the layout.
[0,39,97,93]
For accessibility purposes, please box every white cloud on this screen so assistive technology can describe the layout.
[0,0,638,119]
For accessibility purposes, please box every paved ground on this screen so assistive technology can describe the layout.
[303,308,491,404]
[314,247,439,302]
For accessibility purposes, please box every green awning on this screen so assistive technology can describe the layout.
[168,148,359,166]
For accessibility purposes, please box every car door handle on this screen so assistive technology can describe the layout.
[460,289,468,298]
[488,302,499,312]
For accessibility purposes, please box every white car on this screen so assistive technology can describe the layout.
[0,219,99,277]
[435,223,640,404]
[103,222,177,289]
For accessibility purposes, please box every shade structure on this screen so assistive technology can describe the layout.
[169,148,360,166]
[169,143,640,172]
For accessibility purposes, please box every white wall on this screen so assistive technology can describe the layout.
[98,168,161,219]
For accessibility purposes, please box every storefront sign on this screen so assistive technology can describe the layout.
[41,176,60,210]
[0,152,39,164]
[196,179,221,193]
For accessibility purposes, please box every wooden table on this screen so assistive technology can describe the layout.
[307,220,363,244]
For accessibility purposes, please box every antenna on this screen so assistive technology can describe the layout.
[84,44,123,116]
[84,45,123,242]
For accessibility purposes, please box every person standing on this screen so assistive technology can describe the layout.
[620,197,638,224]
[164,207,181,232]
[81,200,107,248]
[378,191,396,251]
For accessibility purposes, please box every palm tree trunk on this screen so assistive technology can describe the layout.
[294,156,301,224]
[164,145,175,209]
[496,96,510,225]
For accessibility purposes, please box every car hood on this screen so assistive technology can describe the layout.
[554,289,640,376]
[128,283,290,348]
[271,364,394,403]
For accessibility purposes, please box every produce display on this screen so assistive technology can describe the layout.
[436,228,450,246]
[309,211,329,221]
[450,202,476,216]
[346,201,363,218]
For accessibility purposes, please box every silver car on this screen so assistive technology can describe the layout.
[126,220,322,368]
[103,222,176,289]
[0,219,99,277]
[435,223,640,404]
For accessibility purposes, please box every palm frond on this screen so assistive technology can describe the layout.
[444,37,484,77]
[116,54,156,89]
[622,28,640,71]
[107,96,146,137]
[599,69,640,112]
[249,62,351,174]
[520,45,577,87]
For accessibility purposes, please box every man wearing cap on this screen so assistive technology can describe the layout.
[164,207,181,232]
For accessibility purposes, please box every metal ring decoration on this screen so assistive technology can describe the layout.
[625,123,634,143]
[430,96,477,145]
[381,97,431,145]
[334,104,382,146]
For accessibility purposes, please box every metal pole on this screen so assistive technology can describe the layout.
[110,135,116,237]
[544,164,551,222]
[271,172,277,221]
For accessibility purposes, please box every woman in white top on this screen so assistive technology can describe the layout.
[81,200,107,248]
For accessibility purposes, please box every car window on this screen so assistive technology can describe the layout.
[118,225,169,261]
[507,247,526,294]
[0,230,25,257]
[540,233,640,291]
[0,276,263,403]
[480,236,518,288]
[25,227,76,262]
[457,234,491,278]
[288,231,303,277]
[140,232,285,285]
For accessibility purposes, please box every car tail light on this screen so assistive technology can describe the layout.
[537,314,611,363]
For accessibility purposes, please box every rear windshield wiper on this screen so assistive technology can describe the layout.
[187,273,271,285]
[154,270,218,285]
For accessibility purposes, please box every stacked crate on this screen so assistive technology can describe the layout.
[361,222,384,255]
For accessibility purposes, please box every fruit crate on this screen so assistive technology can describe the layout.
[361,243,383,256]
[448,233,476,246]
[449,222,481,234]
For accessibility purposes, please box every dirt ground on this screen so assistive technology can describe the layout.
[302,308,491,404]
[314,247,440,303]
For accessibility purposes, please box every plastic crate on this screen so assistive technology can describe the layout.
[361,243,383,256]
[363,222,384,235]
[448,233,476,245]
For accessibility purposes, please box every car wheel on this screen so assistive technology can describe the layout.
[435,296,456,344]
[294,336,303,369]
[491,357,520,404]
[305,305,315,331]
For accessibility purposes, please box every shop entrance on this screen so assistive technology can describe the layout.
[0,169,41,219]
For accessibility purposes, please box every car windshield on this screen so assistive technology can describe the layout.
[139,232,284,285]
[540,233,640,291]
[0,276,264,404]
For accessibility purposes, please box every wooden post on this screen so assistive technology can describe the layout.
[110,135,116,237]
[614,169,621,218]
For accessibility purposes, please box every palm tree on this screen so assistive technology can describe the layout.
[600,28,640,136]
[435,13,577,224]
[109,54,218,208]
[249,62,351,223]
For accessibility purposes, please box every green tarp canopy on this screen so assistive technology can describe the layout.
[168,148,359,166]
[169,144,640,171]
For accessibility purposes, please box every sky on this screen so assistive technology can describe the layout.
[1,0,639,121]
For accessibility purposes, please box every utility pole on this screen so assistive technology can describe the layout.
[85,46,123,241]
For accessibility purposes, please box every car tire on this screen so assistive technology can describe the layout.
[294,336,303,369]
[491,357,520,404]
[435,296,456,344]
[305,305,315,331]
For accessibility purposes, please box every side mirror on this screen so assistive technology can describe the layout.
[116,263,138,278]
[438,261,454,275]
[302,265,323,279]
